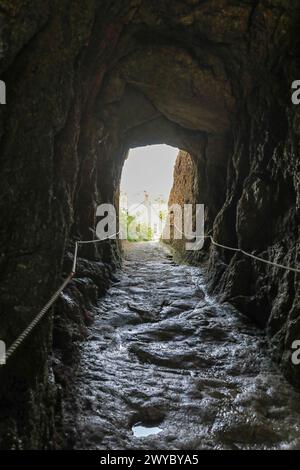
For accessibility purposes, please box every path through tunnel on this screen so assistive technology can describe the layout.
[0,0,300,450]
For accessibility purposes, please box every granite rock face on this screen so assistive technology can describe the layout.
[0,0,299,448]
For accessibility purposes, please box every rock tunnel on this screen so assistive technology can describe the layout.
[0,0,300,450]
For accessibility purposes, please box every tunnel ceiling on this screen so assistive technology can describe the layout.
[101,45,234,134]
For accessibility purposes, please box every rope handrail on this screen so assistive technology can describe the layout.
[1,231,120,365]
[4,274,74,362]
[72,231,120,272]
[2,217,299,365]
[172,223,300,274]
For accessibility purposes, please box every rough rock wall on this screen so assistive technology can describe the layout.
[0,0,300,448]
[166,86,300,388]
[210,83,300,386]
[163,150,198,257]
[0,0,134,449]
[166,79,300,390]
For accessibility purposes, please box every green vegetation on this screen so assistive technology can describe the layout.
[120,210,154,242]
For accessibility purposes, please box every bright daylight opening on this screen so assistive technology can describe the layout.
[120,145,178,242]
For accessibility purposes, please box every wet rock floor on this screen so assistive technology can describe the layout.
[71,242,300,450]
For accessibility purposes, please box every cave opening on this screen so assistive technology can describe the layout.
[119,144,178,244]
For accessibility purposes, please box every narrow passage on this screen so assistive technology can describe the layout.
[72,242,300,450]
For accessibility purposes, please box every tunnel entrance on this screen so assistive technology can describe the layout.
[119,145,178,243]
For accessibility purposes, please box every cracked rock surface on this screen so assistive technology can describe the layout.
[71,243,300,450]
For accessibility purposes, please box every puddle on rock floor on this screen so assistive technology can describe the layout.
[70,242,300,450]
[132,423,163,438]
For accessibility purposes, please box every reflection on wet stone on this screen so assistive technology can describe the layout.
[71,242,300,450]
[132,423,163,438]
